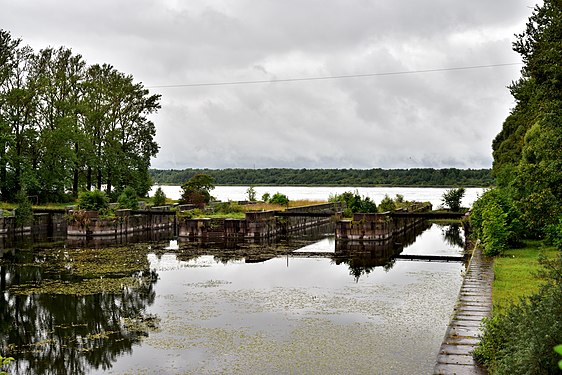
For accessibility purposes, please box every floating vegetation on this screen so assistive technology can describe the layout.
[9,275,155,296]
[5,243,155,295]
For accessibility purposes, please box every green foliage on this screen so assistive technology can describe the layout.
[441,187,465,211]
[0,30,160,203]
[329,191,377,216]
[117,187,139,210]
[378,194,396,213]
[474,253,562,373]
[152,187,167,207]
[544,216,562,251]
[490,0,562,240]
[481,202,509,256]
[212,202,245,215]
[180,174,215,207]
[0,354,15,375]
[261,192,270,202]
[269,192,289,206]
[555,345,562,370]
[15,188,33,228]
[470,188,523,250]
[149,167,494,187]
[78,189,109,211]
[246,186,257,202]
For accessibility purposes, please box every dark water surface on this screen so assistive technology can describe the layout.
[1,224,465,374]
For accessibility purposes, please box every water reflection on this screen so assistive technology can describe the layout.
[0,222,466,374]
[0,246,159,375]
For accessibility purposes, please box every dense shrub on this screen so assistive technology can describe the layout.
[474,253,562,373]
[117,187,139,210]
[544,216,562,251]
[212,202,245,214]
[329,191,377,216]
[269,192,289,206]
[78,190,109,211]
[152,187,167,207]
[442,187,465,211]
[378,194,396,213]
[180,174,215,207]
[481,202,509,256]
[15,188,33,228]
[470,188,523,251]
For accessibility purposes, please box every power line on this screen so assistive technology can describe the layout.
[146,62,521,89]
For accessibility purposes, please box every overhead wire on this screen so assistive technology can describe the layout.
[146,62,521,89]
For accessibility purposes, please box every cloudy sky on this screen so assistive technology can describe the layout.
[1,0,537,170]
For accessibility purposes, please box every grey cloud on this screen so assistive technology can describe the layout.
[0,0,537,170]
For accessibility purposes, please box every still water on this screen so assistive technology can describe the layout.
[150,185,483,209]
[0,223,465,374]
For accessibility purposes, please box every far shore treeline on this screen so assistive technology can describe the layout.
[149,168,493,187]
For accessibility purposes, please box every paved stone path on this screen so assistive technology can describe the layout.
[434,245,494,375]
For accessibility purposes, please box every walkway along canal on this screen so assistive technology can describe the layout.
[434,242,493,375]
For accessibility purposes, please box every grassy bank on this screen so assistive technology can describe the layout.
[492,240,558,312]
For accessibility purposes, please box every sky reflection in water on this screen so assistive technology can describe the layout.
[101,224,464,374]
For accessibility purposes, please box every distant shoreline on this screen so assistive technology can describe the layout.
[149,167,493,188]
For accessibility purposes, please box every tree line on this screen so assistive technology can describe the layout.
[150,167,493,187]
[470,1,562,372]
[0,30,160,203]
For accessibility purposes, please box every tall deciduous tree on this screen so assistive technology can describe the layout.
[0,29,160,202]
[491,0,562,237]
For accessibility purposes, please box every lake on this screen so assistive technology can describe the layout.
[150,185,484,209]
[0,186,472,374]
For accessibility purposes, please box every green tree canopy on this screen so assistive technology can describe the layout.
[0,29,160,203]
[490,0,562,238]
[180,173,215,207]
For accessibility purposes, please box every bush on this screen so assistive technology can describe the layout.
[544,216,562,251]
[378,194,396,212]
[213,202,245,214]
[269,192,289,206]
[15,188,33,228]
[474,253,562,373]
[329,191,377,215]
[470,188,523,248]
[442,187,465,211]
[117,187,139,210]
[78,189,109,211]
[246,186,257,202]
[481,202,509,256]
[152,187,167,206]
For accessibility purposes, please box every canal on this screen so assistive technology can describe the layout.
[0,222,465,374]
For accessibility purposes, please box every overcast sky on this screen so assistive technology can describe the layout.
[1,0,537,170]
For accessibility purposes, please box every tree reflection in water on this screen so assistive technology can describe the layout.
[442,223,465,249]
[336,222,432,282]
[0,248,158,375]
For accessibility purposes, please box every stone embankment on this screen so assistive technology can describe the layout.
[434,243,493,375]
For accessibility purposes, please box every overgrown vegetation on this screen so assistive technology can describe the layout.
[152,187,167,206]
[14,188,33,229]
[77,189,109,211]
[474,253,562,373]
[179,173,215,208]
[441,187,465,211]
[329,191,377,217]
[117,186,139,210]
[471,2,562,372]
[267,192,290,206]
